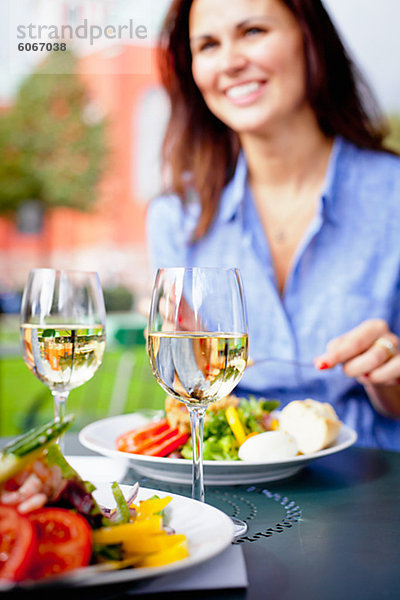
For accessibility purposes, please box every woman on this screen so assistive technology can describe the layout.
[146,0,400,449]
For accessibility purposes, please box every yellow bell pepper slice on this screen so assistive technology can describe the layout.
[244,432,258,441]
[225,406,246,446]
[125,533,187,555]
[136,538,189,568]
[136,496,172,520]
[270,418,280,431]
[92,515,163,545]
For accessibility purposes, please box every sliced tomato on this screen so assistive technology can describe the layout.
[27,508,92,580]
[116,418,170,452]
[0,505,36,582]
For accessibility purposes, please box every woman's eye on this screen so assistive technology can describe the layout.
[199,40,218,52]
[244,26,265,36]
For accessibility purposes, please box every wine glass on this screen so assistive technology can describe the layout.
[147,267,249,535]
[20,268,106,449]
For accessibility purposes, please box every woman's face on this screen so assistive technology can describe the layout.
[189,0,309,136]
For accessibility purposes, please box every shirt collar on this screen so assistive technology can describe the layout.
[320,136,345,226]
[217,136,345,225]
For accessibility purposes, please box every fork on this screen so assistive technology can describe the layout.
[246,357,316,369]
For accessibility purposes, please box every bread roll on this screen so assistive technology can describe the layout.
[279,399,342,454]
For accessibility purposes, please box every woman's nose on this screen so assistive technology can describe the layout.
[218,42,247,75]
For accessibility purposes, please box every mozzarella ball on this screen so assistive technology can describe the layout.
[238,431,298,462]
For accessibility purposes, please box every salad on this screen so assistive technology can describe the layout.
[117,396,280,461]
[0,417,188,585]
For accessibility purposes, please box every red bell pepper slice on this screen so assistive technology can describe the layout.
[127,426,182,454]
[141,432,190,457]
[116,419,170,452]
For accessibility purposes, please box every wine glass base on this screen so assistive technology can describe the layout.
[231,517,248,538]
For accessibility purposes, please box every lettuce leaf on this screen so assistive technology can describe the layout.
[46,444,108,528]
[181,396,279,461]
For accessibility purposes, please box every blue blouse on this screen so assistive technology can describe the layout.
[147,137,400,450]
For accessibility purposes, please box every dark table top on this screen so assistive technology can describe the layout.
[3,435,400,600]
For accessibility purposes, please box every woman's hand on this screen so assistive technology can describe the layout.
[314,319,400,386]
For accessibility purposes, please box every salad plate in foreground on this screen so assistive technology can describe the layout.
[0,417,233,590]
[2,483,234,590]
[79,411,358,485]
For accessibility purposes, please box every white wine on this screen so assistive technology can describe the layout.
[147,332,248,405]
[20,324,106,392]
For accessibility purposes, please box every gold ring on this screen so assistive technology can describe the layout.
[373,337,397,360]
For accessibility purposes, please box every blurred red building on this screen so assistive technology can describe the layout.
[0,42,166,298]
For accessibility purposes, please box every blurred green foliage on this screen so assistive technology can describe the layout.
[0,50,107,217]
[0,315,164,436]
[103,287,134,313]
[0,347,165,436]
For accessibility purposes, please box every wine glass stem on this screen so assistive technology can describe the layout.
[52,391,69,452]
[188,405,207,503]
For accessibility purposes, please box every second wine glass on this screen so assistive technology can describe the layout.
[20,268,106,447]
[147,267,248,508]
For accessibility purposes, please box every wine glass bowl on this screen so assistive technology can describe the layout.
[147,267,248,509]
[20,269,106,444]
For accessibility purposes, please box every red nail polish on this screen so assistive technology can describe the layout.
[364,373,370,379]
[318,361,330,370]
[397,378,400,385]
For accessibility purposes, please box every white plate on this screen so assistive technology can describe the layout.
[65,456,128,483]
[79,411,358,485]
[4,484,234,590]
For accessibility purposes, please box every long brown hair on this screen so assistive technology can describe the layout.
[158,0,388,239]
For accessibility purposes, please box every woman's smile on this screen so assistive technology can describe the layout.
[224,80,267,105]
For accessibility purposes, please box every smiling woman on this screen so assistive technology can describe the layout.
[146,0,400,451]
